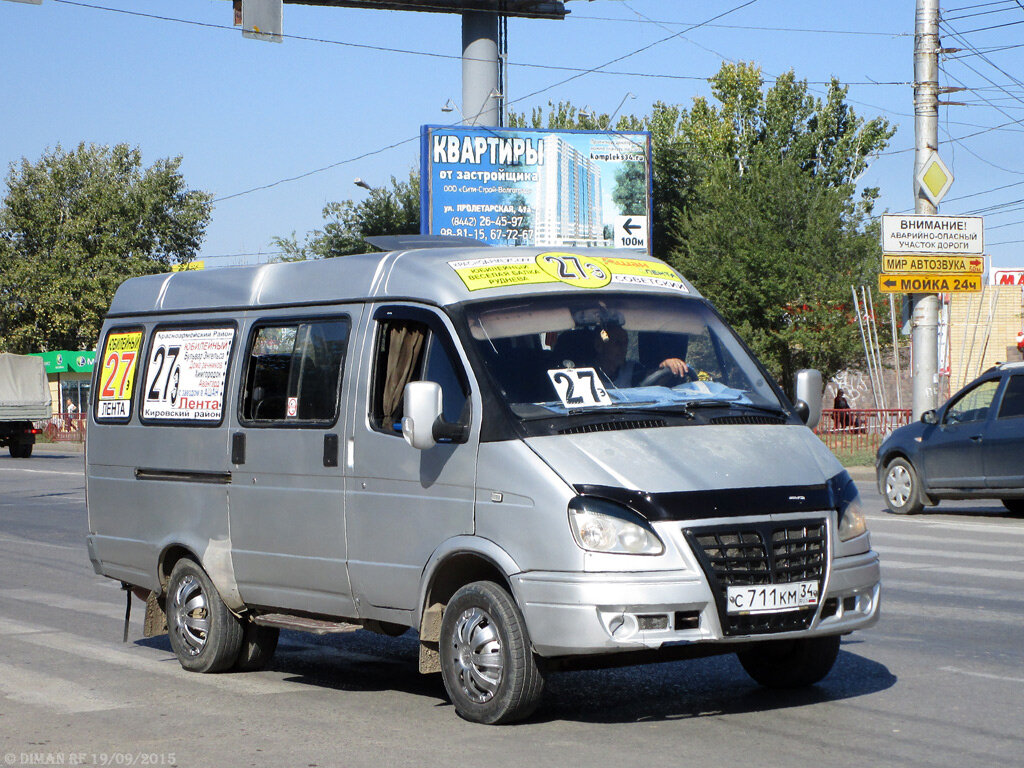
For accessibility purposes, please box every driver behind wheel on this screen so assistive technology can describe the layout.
[592,323,688,387]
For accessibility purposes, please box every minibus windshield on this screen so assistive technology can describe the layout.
[464,293,783,419]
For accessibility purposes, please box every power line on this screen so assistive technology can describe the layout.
[944,0,1019,12]
[214,0,764,203]
[569,13,907,38]
[48,0,910,86]
[944,178,1024,203]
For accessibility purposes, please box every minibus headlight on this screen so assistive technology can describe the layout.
[837,489,868,542]
[568,497,664,555]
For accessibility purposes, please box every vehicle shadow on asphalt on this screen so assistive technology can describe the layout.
[533,645,896,724]
[136,633,895,723]
[903,503,1024,520]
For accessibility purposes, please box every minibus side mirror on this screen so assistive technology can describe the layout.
[793,369,823,430]
[402,381,443,450]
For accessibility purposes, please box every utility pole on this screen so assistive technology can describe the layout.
[462,11,501,126]
[911,0,940,418]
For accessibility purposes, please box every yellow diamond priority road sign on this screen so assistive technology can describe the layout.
[916,151,954,206]
[882,254,985,274]
[879,273,981,294]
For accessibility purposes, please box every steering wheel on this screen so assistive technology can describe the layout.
[637,365,696,388]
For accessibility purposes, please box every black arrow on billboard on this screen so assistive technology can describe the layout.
[622,218,642,235]
[882,277,898,289]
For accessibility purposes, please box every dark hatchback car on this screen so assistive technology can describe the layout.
[877,362,1024,515]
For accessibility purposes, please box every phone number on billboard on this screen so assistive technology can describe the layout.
[440,227,534,241]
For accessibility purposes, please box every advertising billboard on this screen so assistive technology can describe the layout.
[420,125,652,251]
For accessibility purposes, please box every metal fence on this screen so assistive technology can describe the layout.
[814,408,912,454]
[41,413,87,442]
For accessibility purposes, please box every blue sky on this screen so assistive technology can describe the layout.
[2,0,1022,272]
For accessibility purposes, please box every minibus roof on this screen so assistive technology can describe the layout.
[105,246,700,317]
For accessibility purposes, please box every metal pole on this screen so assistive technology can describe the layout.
[853,286,880,408]
[862,286,886,410]
[889,294,903,410]
[865,286,888,410]
[911,0,940,418]
[462,11,500,126]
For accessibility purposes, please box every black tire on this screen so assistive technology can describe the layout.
[233,622,279,672]
[9,442,31,458]
[882,457,924,515]
[439,581,544,724]
[737,634,841,689]
[166,558,243,673]
[1001,499,1024,515]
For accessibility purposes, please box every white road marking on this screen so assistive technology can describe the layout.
[867,515,1024,537]
[2,588,126,621]
[871,531,1024,550]
[0,661,127,713]
[881,560,1024,581]
[941,666,1024,685]
[4,615,303,695]
[874,545,1024,563]
[0,536,82,551]
[0,467,83,477]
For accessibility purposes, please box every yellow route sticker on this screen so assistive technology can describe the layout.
[97,330,143,419]
[448,253,687,292]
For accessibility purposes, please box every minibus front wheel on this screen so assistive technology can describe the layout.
[166,558,244,673]
[736,634,841,689]
[439,581,544,724]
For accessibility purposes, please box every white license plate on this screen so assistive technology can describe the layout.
[726,581,819,614]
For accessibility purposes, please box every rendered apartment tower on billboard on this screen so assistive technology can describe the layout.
[534,135,605,248]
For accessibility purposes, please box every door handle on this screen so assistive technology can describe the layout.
[969,435,983,442]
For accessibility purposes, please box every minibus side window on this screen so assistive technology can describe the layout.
[241,318,350,425]
[370,319,469,436]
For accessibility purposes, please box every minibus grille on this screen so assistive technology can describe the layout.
[684,520,827,636]
[558,419,666,435]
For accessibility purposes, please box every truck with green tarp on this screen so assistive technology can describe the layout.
[0,353,52,457]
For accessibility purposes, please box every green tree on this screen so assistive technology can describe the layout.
[0,143,212,353]
[667,63,895,384]
[273,170,420,260]
[612,161,646,216]
[513,64,896,384]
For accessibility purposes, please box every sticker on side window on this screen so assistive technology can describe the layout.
[547,367,613,408]
[142,327,235,422]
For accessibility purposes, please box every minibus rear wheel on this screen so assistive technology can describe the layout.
[166,558,243,673]
[439,581,544,724]
[737,634,841,689]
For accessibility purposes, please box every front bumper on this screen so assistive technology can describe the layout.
[512,550,881,658]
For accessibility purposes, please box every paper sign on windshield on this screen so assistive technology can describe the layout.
[142,327,234,422]
[547,367,613,408]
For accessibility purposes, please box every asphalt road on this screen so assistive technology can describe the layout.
[1,446,1022,768]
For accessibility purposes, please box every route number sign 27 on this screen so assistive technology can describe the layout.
[96,330,143,420]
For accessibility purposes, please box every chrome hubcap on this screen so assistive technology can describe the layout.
[171,574,209,656]
[886,466,912,507]
[450,607,503,703]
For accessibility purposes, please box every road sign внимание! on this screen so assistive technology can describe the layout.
[881,215,983,255]
[878,273,982,294]
[882,254,985,274]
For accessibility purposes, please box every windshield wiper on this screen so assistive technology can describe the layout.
[681,400,789,418]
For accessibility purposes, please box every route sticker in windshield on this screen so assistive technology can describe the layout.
[448,253,688,292]
[547,367,613,408]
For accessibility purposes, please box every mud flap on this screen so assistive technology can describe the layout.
[143,590,168,638]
